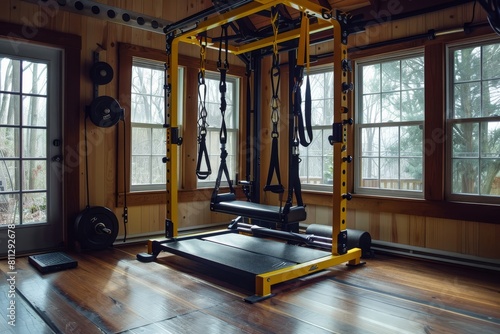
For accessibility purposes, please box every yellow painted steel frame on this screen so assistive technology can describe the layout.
[165,0,362,299]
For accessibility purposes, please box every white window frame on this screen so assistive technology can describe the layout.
[355,52,425,198]
[130,58,184,192]
[446,38,500,204]
[299,66,335,192]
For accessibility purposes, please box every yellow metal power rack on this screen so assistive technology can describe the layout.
[143,0,362,302]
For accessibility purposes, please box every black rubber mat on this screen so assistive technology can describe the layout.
[204,233,330,263]
[161,237,296,275]
[160,233,331,277]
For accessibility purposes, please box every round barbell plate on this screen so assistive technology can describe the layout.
[74,206,119,250]
[88,95,123,128]
[89,61,114,85]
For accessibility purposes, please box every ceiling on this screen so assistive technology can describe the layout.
[172,0,477,58]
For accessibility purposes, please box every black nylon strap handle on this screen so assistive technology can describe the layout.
[196,36,212,180]
[211,24,235,202]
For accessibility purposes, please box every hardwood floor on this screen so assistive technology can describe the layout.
[1,241,499,334]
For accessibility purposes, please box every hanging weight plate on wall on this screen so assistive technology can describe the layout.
[88,95,124,128]
[74,206,119,250]
[89,61,114,85]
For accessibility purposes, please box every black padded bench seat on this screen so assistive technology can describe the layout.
[211,193,306,224]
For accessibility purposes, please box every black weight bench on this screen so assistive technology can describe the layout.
[211,193,306,225]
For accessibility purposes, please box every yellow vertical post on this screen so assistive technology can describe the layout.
[331,13,350,255]
[166,37,179,237]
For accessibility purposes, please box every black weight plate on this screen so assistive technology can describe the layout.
[89,61,114,85]
[74,206,119,250]
[88,96,123,128]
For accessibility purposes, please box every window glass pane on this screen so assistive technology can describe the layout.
[131,93,151,123]
[448,42,500,201]
[402,89,424,121]
[382,60,400,92]
[402,57,424,89]
[400,157,422,182]
[131,156,151,185]
[130,59,173,190]
[481,121,500,156]
[381,92,400,122]
[452,123,479,158]
[454,46,480,82]
[151,158,166,184]
[452,159,478,194]
[380,127,398,157]
[482,43,500,80]
[361,157,379,186]
[358,54,424,195]
[150,96,164,124]
[380,157,398,189]
[361,127,379,157]
[132,66,152,94]
[480,160,500,195]
[362,94,380,123]
[151,67,164,96]
[482,79,500,117]
[362,64,380,94]
[400,125,422,157]
[131,127,151,155]
[152,128,166,155]
[453,82,481,118]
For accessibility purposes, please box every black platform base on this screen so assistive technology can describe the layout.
[152,232,332,298]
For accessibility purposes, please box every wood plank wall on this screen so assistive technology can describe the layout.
[1,1,498,260]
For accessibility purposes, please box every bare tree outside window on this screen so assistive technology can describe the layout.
[449,42,500,199]
[356,55,425,196]
[0,57,48,225]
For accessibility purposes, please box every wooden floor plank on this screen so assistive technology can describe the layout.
[1,244,499,334]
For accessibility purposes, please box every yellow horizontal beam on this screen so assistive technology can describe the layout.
[176,0,339,55]
[255,248,362,297]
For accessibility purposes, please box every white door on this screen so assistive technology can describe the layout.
[0,39,63,256]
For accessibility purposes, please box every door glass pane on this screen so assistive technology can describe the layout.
[22,128,46,158]
[0,93,20,125]
[0,56,50,226]
[23,96,47,126]
[22,160,46,190]
[22,192,46,224]
[22,61,48,95]
[0,58,21,92]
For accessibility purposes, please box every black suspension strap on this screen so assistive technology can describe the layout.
[212,24,235,202]
[264,7,285,199]
[196,34,212,179]
[294,12,313,148]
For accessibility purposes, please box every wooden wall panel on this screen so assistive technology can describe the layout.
[425,217,462,253]
[409,216,426,247]
[1,1,498,261]
[478,223,500,258]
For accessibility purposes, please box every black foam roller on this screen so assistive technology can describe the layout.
[306,224,372,258]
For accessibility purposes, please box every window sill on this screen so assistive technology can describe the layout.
[116,187,240,206]
[302,191,499,225]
